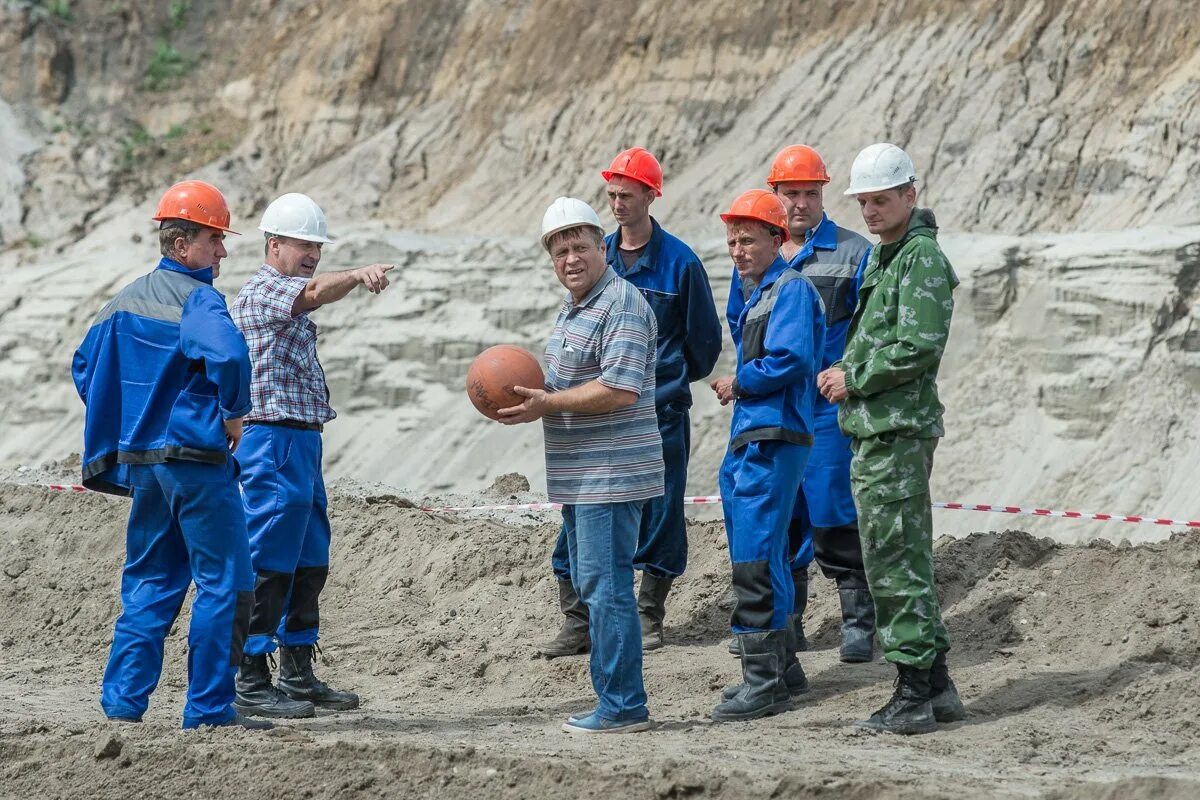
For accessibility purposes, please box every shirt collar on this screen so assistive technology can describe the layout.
[570,266,618,309]
[157,257,213,285]
[808,213,838,250]
[606,217,662,276]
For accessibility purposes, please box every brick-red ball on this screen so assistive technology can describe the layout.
[466,345,545,421]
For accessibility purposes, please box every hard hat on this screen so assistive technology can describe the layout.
[766,144,830,186]
[601,147,663,196]
[720,189,791,242]
[844,143,917,195]
[152,180,239,234]
[258,192,334,244]
[540,197,604,249]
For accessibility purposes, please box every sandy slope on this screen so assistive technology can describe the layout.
[1,480,1198,799]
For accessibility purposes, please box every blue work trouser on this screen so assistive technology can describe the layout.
[563,501,649,722]
[719,440,810,633]
[100,460,254,729]
[238,424,331,656]
[789,407,857,571]
[552,408,690,581]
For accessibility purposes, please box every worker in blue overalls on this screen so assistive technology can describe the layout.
[73,180,266,730]
[725,146,877,663]
[539,148,722,656]
[709,189,825,721]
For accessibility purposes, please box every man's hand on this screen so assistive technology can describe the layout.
[710,376,736,406]
[224,417,244,453]
[497,385,552,425]
[818,367,849,403]
[356,264,394,294]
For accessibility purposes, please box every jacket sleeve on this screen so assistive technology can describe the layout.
[844,240,955,398]
[733,279,818,398]
[71,330,95,404]
[680,260,722,382]
[179,288,253,420]
[726,268,744,340]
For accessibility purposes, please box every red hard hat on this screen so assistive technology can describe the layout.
[720,189,791,242]
[766,144,830,186]
[152,180,239,234]
[601,147,663,196]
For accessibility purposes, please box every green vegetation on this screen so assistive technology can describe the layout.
[168,0,190,29]
[164,124,188,140]
[142,40,195,91]
[43,0,74,23]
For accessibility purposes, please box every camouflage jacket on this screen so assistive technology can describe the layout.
[837,208,958,440]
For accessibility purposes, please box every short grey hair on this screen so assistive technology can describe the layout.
[545,224,604,254]
[159,220,202,258]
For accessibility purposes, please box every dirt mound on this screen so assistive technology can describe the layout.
[2,483,1199,798]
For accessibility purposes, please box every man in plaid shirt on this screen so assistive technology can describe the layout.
[230,193,393,719]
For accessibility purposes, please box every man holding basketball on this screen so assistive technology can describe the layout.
[498,197,663,734]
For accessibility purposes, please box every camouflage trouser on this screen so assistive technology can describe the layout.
[849,434,949,669]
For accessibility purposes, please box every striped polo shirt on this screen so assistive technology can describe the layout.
[543,267,664,505]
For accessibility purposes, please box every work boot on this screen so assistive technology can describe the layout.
[537,580,590,658]
[637,573,673,651]
[791,567,810,651]
[852,664,937,735]
[234,653,316,719]
[722,614,809,699]
[730,570,809,657]
[711,630,794,722]
[277,645,360,710]
[929,650,967,723]
[837,576,876,663]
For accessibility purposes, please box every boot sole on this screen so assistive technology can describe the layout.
[711,699,794,722]
[839,652,874,664]
[933,705,967,723]
[233,701,316,719]
[539,645,590,658]
[307,698,360,711]
[851,718,937,735]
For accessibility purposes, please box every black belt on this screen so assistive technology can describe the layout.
[245,419,324,433]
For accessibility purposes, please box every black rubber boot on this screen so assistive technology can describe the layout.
[277,645,360,710]
[837,574,876,663]
[637,573,673,652]
[722,614,809,699]
[537,580,591,658]
[791,567,809,651]
[234,653,316,719]
[853,664,937,735]
[930,650,967,722]
[712,630,794,722]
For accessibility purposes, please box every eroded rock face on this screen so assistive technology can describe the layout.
[1,1,1198,535]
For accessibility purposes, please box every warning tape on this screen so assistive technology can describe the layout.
[20,483,1200,528]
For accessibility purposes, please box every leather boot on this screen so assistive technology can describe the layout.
[637,573,672,651]
[929,650,967,722]
[277,645,360,710]
[791,567,809,651]
[711,630,794,722]
[234,653,316,719]
[722,614,809,700]
[853,664,937,735]
[537,580,590,658]
[837,574,876,663]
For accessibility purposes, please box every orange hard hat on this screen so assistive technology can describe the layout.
[766,144,830,186]
[601,147,663,196]
[720,189,791,242]
[152,180,239,234]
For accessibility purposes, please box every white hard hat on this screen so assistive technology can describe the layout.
[843,143,918,195]
[540,196,603,250]
[258,192,335,243]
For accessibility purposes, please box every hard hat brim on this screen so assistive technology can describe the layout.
[600,169,663,196]
[843,179,917,196]
[154,216,241,235]
[540,222,604,249]
[258,225,334,244]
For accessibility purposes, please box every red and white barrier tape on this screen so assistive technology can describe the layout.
[19,483,1200,528]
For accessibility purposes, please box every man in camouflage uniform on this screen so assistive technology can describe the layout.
[818,143,966,735]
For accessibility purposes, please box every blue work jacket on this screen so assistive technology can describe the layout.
[727,255,825,452]
[72,258,252,494]
[606,217,722,411]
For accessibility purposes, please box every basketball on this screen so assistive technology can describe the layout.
[466,345,545,421]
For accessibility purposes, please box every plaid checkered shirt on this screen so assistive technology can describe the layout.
[231,264,336,425]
